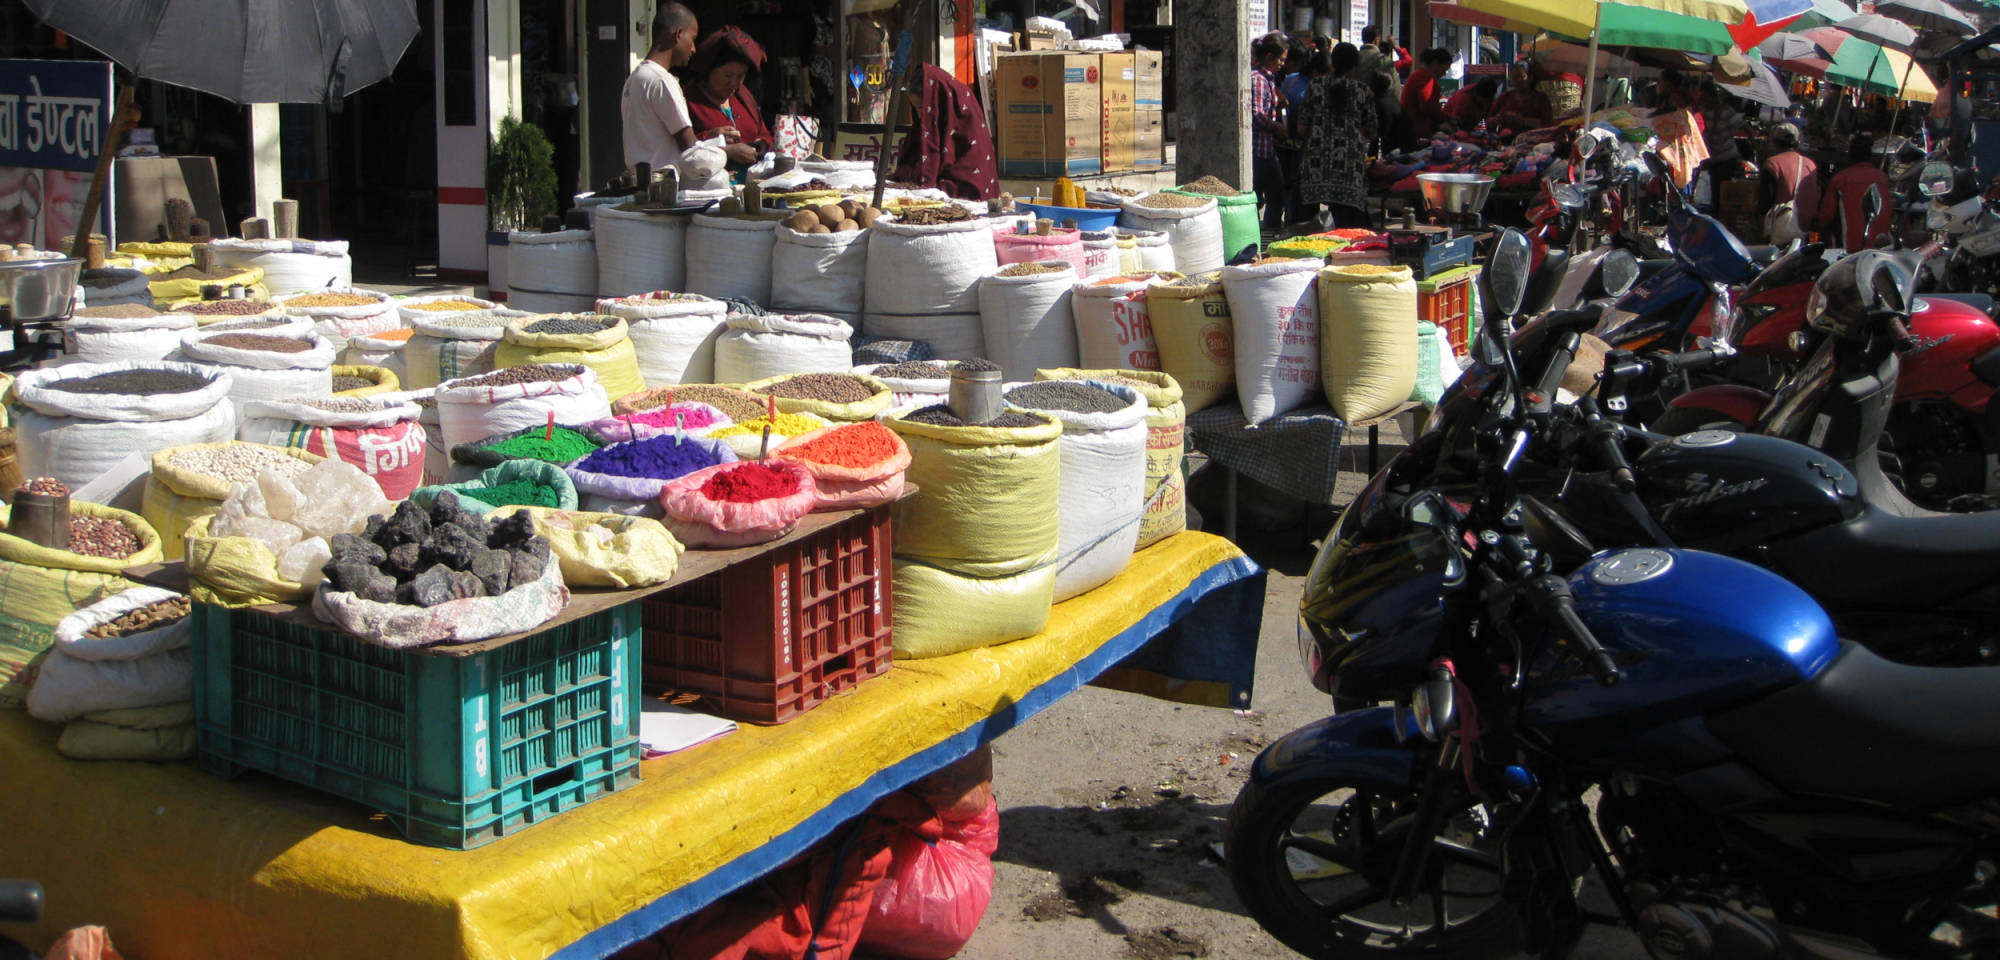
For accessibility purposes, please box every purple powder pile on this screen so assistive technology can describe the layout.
[574,435,722,480]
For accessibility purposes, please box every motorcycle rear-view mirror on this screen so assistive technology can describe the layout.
[1484,229,1533,319]
[1643,151,1672,184]
[1587,250,1642,301]
[1523,248,1572,317]
[1575,131,1602,160]
[1920,161,1955,198]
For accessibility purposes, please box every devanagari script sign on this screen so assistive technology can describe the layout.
[0,59,112,249]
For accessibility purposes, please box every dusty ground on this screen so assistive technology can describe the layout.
[952,439,1645,960]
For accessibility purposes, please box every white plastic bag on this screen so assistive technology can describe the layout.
[207,238,353,294]
[63,311,197,364]
[866,217,998,317]
[593,206,688,297]
[596,292,727,386]
[404,310,513,389]
[508,229,598,313]
[1004,381,1148,600]
[1079,231,1122,279]
[712,313,854,383]
[978,263,1078,380]
[273,288,400,354]
[26,646,191,722]
[179,328,338,419]
[678,135,731,192]
[341,329,411,386]
[1072,274,1165,371]
[685,215,778,304]
[434,364,612,450]
[53,587,191,661]
[1223,258,1321,424]
[769,225,869,320]
[13,361,238,491]
[1120,199,1223,274]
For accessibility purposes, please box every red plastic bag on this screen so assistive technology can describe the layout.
[857,793,1001,959]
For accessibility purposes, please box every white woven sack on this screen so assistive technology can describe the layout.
[54,587,192,661]
[273,289,400,354]
[978,263,1079,380]
[1079,232,1122,279]
[1223,257,1322,424]
[13,361,237,490]
[240,395,423,435]
[341,331,410,385]
[770,226,869,318]
[180,329,338,418]
[1005,382,1148,601]
[1123,230,1175,273]
[208,238,353,294]
[26,646,192,722]
[509,229,598,313]
[1072,276,1162,371]
[713,313,853,383]
[1119,199,1222,275]
[394,294,502,325]
[434,364,612,449]
[404,311,519,389]
[77,269,152,307]
[865,217,998,318]
[594,207,688,297]
[684,215,777,304]
[596,293,727,386]
[853,363,949,409]
[63,311,197,364]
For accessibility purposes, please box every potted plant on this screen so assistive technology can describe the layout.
[485,116,558,298]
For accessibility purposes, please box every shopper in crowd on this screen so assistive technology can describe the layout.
[1816,134,1894,251]
[1281,40,1314,111]
[1386,34,1414,79]
[890,64,1000,200]
[1490,61,1553,134]
[1357,26,1401,101]
[685,27,773,174]
[1760,124,1819,224]
[620,2,700,174]
[1285,50,1330,224]
[1445,76,1499,130]
[1401,48,1453,142]
[1299,42,1378,229]
[1251,35,1291,233]
[1371,71,1407,154]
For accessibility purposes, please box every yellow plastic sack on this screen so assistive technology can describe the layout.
[493,315,646,400]
[0,501,162,708]
[142,442,324,560]
[181,514,311,608]
[885,411,1062,578]
[1036,367,1188,547]
[1318,264,1419,423]
[149,265,266,306]
[118,241,196,260]
[744,373,893,421]
[58,701,195,761]
[330,364,399,397]
[891,558,1057,659]
[1145,274,1235,413]
[498,506,683,588]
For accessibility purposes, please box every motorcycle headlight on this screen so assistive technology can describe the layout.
[1409,663,1459,742]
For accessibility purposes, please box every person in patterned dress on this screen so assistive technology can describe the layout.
[1298,43,1379,229]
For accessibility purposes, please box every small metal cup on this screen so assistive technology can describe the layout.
[948,366,1002,424]
[11,490,68,550]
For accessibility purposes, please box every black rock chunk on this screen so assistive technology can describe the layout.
[470,548,512,596]
[508,550,545,587]
[375,499,431,548]
[444,568,487,601]
[385,541,422,578]
[487,510,537,550]
[324,561,377,594]
[328,533,386,568]
[393,580,416,605]
[356,570,399,604]
[410,563,457,607]
[428,490,467,529]
[422,522,481,571]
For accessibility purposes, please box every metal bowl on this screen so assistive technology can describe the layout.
[0,258,81,321]
[1416,173,1497,216]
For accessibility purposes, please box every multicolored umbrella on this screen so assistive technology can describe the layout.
[1791,0,1854,27]
[1454,0,1750,43]
[1718,56,1795,106]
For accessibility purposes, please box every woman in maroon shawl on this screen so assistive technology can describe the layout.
[686,27,773,172]
[892,64,999,200]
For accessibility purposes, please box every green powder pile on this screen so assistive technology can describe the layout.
[482,427,598,463]
[458,481,562,508]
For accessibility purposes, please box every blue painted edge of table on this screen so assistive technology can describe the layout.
[551,552,1269,960]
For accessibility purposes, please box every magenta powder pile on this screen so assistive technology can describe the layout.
[599,403,728,438]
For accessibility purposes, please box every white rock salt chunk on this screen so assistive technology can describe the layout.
[213,515,304,555]
[258,468,306,522]
[288,460,391,539]
[276,536,332,585]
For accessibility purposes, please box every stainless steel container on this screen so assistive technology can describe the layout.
[0,258,81,321]
[1415,173,1497,217]
[947,366,1002,424]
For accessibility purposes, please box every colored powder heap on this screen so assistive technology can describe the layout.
[710,414,822,439]
[459,481,562,508]
[576,435,722,480]
[613,403,726,433]
[784,422,899,469]
[701,462,800,502]
[484,427,598,463]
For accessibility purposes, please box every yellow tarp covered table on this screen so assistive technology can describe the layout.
[0,531,1262,960]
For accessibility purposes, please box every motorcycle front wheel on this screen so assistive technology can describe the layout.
[1224,773,1538,959]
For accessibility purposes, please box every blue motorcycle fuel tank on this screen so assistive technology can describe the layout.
[1525,548,1838,746]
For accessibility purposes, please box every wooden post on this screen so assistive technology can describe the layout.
[239,218,269,240]
[272,198,299,238]
[84,238,104,269]
[69,85,137,263]
[872,0,933,210]
[191,243,215,274]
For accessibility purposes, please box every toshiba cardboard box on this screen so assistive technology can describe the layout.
[1133,50,1164,170]
[1101,52,1136,174]
[996,52,1103,178]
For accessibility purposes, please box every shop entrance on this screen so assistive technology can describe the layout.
[585,0,630,193]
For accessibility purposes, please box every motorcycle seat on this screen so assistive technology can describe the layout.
[1918,293,1995,316]
[1745,245,1780,265]
[1709,641,2000,810]
[1763,504,2000,611]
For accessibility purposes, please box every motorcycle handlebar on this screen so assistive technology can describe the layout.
[0,879,43,923]
[1647,348,1728,377]
[1522,574,1624,688]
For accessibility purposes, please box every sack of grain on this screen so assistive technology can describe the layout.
[179,328,338,419]
[403,310,511,390]
[494,314,646,400]
[508,229,598,313]
[1079,230,1122,279]
[978,262,1079,381]
[1223,257,1321,424]
[1119,229,1175,273]
[341,328,414,391]
[864,216,1000,360]
[330,364,398,396]
[1073,272,1179,371]
[1119,196,1224,274]
[272,288,400,354]
[207,238,353,294]
[1318,263,1418,423]
[0,501,162,707]
[13,362,238,492]
[239,396,428,501]
[1165,186,1259,262]
[770,224,869,321]
[744,372,893,421]
[147,264,266,307]
[1003,380,1148,600]
[685,214,778,304]
[434,363,611,451]
[596,291,728,386]
[62,309,197,364]
[713,313,854,384]
[1035,368,1186,547]
[77,267,153,308]
[594,206,688,297]
[142,441,325,558]
[993,228,1087,274]
[1145,273,1235,414]
[27,587,193,723]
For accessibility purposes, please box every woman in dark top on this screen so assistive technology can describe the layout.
[1299,43,1379,227]
[891,64,1000,200]
[685,27,773,171]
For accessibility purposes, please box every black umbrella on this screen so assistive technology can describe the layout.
[22,0,420,104]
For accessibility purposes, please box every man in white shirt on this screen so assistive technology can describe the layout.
[621,2,699,174]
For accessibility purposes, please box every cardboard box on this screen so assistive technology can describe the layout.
[1133,50,1164,111]
[1101,52,1136,174]
[1134,110,1164,170]
[995,52,1102,178]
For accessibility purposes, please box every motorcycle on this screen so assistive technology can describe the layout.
[1229,231,2000,960]
[0,879,41,960]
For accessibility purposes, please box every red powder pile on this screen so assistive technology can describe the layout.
[701,462,800,502]
[783,422,900,469]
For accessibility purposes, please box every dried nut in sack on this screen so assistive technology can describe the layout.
[68,516,141,558]
[816,204,847,228]
[902,404,1046,428]
[753,373,876,403]
[84,596,191,639]
[285,293,381,307]
[201,333,313,353]
[178,300,275,316]
[406,299,492,312]
[169,446,313,484]
[1005,380,1127,414]
[17,477,68,497]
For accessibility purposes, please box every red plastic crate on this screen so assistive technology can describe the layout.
[641,504,894,724]
[1419,266,1479,355]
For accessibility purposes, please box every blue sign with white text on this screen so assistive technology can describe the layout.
[0,59,111,173]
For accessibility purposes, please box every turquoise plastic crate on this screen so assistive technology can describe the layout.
[192,602,643,849]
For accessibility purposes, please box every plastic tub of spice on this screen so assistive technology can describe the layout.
[451,422,604,469]
[773,420,912,510]
[658,458,817,547]
[564,432,738,518]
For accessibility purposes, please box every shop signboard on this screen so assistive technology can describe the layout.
[0,59,113,250]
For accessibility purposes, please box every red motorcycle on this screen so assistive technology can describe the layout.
[1658,244,2000,510]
